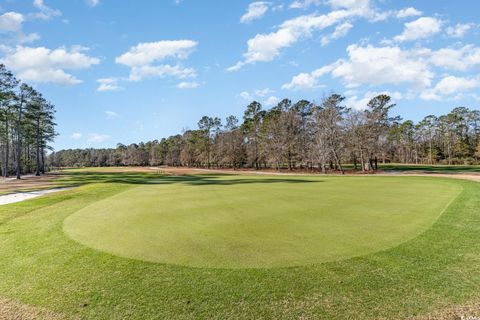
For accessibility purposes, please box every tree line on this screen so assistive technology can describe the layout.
[48,94,480,172]
[0,64,57,179]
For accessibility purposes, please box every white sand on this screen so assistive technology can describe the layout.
[0,188,70,206]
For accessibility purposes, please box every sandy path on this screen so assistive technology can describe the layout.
[387,172,480,182]
[0,188,70,206]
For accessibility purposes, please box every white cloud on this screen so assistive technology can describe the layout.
[446,23,473,38]
[393,17,442,42]
[19,69,83,85]
[96,77,122,92]
[420,76,480,101]
[331,45,433,89]
[229,11,351,70]
[177,81,200,89]
[116,40,198,81]
[87,133,110,144]
[239,91,252,101]
[238,88,277,102]
[429,45,480,71]
[226,62,245,72]
[289,0,321,9]
[345,90,403,110]
[229,0,385,71]
[16,32,40,44]
[71,133,82,140]
[283,43,480,102]
[329,0,385,20]
[86,0,100,7]
[321,21,353,46]
[328,0,370,11]
[282,65,333,90]
[396,7,422,19]
[264,96,280,106]
[116,40,197,67]
[33,0,61,20]
[0,12,24,32]
[0,12,40,44]
[105,111,118,119]
[128,65,196,82]
[254,88,274,97]
[0,45,100,85]
[241,2,270,24]
[290,0,373,11]
[282,73,317,90]
[283,44,438,91]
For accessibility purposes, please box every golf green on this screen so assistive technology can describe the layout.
[63,175,461,268]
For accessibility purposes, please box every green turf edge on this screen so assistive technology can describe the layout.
[61,176,463,269]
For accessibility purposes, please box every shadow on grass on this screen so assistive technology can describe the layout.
[379,164,480,173]
[55,171,322,188]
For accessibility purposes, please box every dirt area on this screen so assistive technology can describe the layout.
[411,300,480,320]
[392,172,480,183]
[0,174,62,195]
[0,298,66,320]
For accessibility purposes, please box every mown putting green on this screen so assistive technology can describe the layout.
[64,175,461,268]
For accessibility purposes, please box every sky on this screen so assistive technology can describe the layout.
[0,0,479,150]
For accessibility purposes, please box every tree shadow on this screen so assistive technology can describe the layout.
[54,171,322,188]
[381,164,480,173]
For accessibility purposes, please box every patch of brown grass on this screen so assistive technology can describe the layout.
[0,297,66,320]
[0,174,64,195]
[411,299,480,320]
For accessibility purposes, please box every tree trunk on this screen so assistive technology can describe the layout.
[15,102,23,180]
[321,162,326,174]
[207,143,210,168]
[331,147,344,174]
[4,115,9,178]
[35,118,41,176]
[429,139,433,164]
[41,148,45,174]
[254,136,259,170]
[15,130,21,179]
[360,150,366,172]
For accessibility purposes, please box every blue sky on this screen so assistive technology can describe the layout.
[0,0,479,150]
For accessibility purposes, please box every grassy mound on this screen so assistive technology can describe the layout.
[64,175,460,268]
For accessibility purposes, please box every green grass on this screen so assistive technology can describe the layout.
[64,175,460,268]
[0,170,479,319]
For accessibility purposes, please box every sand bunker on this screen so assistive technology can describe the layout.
[0,188,69,206]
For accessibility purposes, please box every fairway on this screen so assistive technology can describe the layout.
[64,175,461,268]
